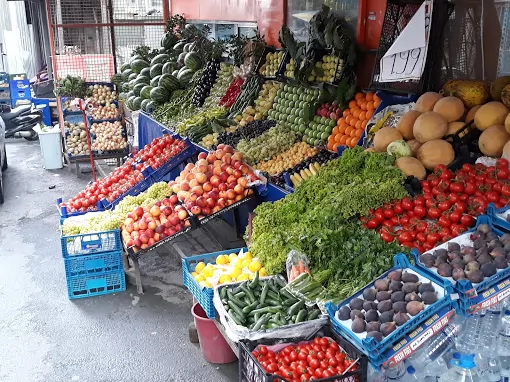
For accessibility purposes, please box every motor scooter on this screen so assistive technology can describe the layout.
[0,103,42,140]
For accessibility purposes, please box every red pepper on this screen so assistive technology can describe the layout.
[219,78,244,108]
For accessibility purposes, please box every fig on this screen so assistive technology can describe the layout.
[405,292,422,302]
[435,255,448,266]
[393,301,407,313]
[377,300,393,313]
[486,232,498,242]
[477,223,491,234]
[437,263,453,277]
[452,268,466,280]
[504,243,510,252]
[417,282,435,294]
[389,280,403,291]
[401,272,419,283]
[350,309,365,321]
[490,247,505,258]
[407,301,425,316]
[421,291,438,305]
[366,321,381,332]
[433,248,447,257]
[466,269,484,284]
[376,291,392,301]
[448,242,461,252]
[337,306,351,321]
[363,288,377,301]
[351,317,366,333]
[363,301,378,311]
[473,237,486,250]
[349,298,365,310]
[365,309,379,322]
[465,261,480,272]
[501,233,510,245]
[387,270,402,282]
[481,263,497,277]
[381,322,397,337]
[461,246,476,257]
[477,253,492,265]
[470,231,483,241]
[394,312,410,326]
[367,331,383,342]
[495,255,508,270]
[462,253,476,264]
[391,291,406,303]
[476,246,489,257]
[489,239,504,252]
[448,251,461,262]
[419,253,435,268]
[374,279,389,291]
[402,282,420,294]
[450,258,466,269]
[379,311,394,324]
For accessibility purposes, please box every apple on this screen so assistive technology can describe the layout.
[140,234,149,244]
[203,182,213,192]
[235,194,244,201]
[233,169,242,178]
[228,182,237,190]
[232,152,243,161]
[126,212,135,219]
[191,186,203,196]
[196,196,207,208]
[222,153,232,165]
[155,201,162,207]
[196,173,207,184]
[198,152,207,160]
[177,190,189,201]
[195,164,208,174]
[226,166,234,175]
[170,194,179,205]
[219,172,228,182]
[184,220,191,227]
[134,206,144,217]
[227,199,235,206]
[212,206,221,213]
[149,205,161,217]
[185,163,195,171]
[201,207,211,216]
[227,175,237,184]
[186,173,195,182]
[134,238,142,248]
[207,153,216,163]
[209,190,219,200]
[232,160,242,170]
[140,244,149,249]
[178,210,188,220]
[330,112,337,120]
[148,220,157,230]
[234,184,244,195]
[190,206,202,215]
[148,238,156,246]
[215,149,225,160]
[227,190,236,200]
[180,182,190,191]
[210,175,220,187]
[189,178,199,188]
[224,145,234,154]
[146,229,155,238]
[213,167,222,176]
[175,205,184,211]
[139,220,148,230]
[156,225,165,234]
[217,144,225,150]
[153,233,160,241]
[237,177,248,187]
[219,190,227,199]
[170,215,180,226]
[127,239,134,247]
[133,222,139,231]
[217,198,227,208]
[172,184,181,194]
[124,217,135,226]
[239,165,249,174]
[125,224,134,233]
[213,160,222,168]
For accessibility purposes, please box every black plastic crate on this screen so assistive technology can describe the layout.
[239,324,367,382]
[443,120,482,170]
[368,0,454,95]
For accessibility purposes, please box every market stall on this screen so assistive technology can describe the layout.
[53,5,510,382]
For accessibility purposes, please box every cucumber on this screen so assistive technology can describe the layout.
[252,314,270,331]
[227,300,246,321]
[288,299,305,316]
[307,309,321,320]
[295,309,307,323]
[280,288,295,300]
[300,282,322,294]
[267,322,279,329]
[227,289,246,308]
[241,285,256,304]
[265,299,282,307]
[274,277,286,289]
[249,271,259,289]
[260,283,269,304]
[234,291,246,299]
[242,301,259,314]
[267,290,279,301]
[248,306,282,317]
[289,273,309,287]
[283,298,299,307]
[220,287,227,299]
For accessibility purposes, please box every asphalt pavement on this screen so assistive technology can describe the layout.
[0,139,238,382]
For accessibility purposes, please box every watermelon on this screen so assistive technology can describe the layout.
[159,74,181,92]
[130,54,143,62]
[140,85,153,100]
[141,99,151,112]
[133,97,143,110]
[184,52,202,71]
[131,59,150,74]
[150,86,169,103]
[162,61,176,75]
[183,43,193,53]
[128,72,138,81]
[173,41,186,53]
[127,91,135,99]
[161,32,176,50]
[133,83,146,97]
[119,92,128,100]
[134,75,150,85]
[177,69,195,86]
[151,54,170,66]
[172,70,179,77]
[140,68,150,78]
[112,73,124,86]
[178,52,187,64]
[146,101,156,113]
[121,69,133,81]
[128,79,137,90]
[150,75,162,87]
[150,64,163,78]
[127,95,136,109]
[122,83,130,92]
[120,63,131,72]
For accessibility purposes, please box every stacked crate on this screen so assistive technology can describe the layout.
[60,228,126,299]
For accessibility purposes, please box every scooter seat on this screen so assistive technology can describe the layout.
[0,105,32,121]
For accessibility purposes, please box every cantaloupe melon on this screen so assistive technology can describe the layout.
[432,96,465,123]
[415,92,443,113]
[465,105,482,124]
[395,157,427,180]
[505,114,510,134]
[474,101,509,131]
[407,139,422,157]
[502,140,510,161]
[478,125,510,157]
[413,111,448,143]
[373,127,403,152]
[396,110,421,140]
[490,76,510,102]
[417,139,455,170]
[445,122,467,137]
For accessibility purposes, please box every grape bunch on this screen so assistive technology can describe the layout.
[216,120,276,148]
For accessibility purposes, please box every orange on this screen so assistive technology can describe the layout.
[366,110,374,119]
[327,141,334,151]
[352,109,361,119]
[339,135,348,145]
[373,94,381,102]
[345,126,354,136]
[345,115,352,124]
[356,98,363,107]
[349,137,357,147]
[349,118,357,127]
[334,134,343,143]
[355,129,363,137]
[328,135,335,144]
[355,92,365,100]
[365,92,374,101]
[332,126,339,135]
[367,101,375,110]
[358,111,366,121]
[374,98,381,108]
[349,100,358,109]
[332,142,341,150]
[360,101,368,111]
[350,128,358,137]
[355,120,362,129]
[338,125,347,134]
[361,120,368,129]
[343,109,351,118]
[338,117,346,126]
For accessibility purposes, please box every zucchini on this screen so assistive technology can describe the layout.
[295,309,307,323]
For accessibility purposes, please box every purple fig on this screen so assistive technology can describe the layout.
[465,261,480,272]
[437,263,453,277]
[490,247,505,258]
[477,224,491,234]
[447,242,461,252]
[461,246,476,257]
[452,268,466,280]
[407,301,425,316]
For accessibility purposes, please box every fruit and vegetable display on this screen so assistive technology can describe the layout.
[219,78,244,108]
[286,149,339,188]
[86,84,117,105]
[65,121,90,156]
[259,51,284,77]
[176,106,226,136]
[283,58,296,79]
[90,121,128,152]
[333,269,442,342]
[216,120,277,148]
[133,134,188,171]
[217,275,323,330]
[191,61,219,106]
[254,142,318,175]
[54,75,87,99]
[202,63,234,108]
[250,148,408,299]
[88,103,120,120]
[191,249,266,288]
[236,124,298,166]
[309,54,344,83]
[361,160,510,252]
[418,223,510,284]
[168,147,258,218]
[328,92,378,151]
[227,75,263,119]
[234,81,281,127]
[250,337,359,380]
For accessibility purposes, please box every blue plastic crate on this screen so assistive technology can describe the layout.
[326,253,453,359]
[67,270,126,299]
[56,198,105,219]
[150,140,199,183]
[64,250,123,278]
[182,247,248,319]
[60,228,122,257]
[488,202,510,231]
[412,215,510,307]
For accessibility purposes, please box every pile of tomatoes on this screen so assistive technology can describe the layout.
[134,135,188,172]
[361,160,510,253]
[251,337,358,381]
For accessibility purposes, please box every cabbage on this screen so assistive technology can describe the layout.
[387,140,411,158]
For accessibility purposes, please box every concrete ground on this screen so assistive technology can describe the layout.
[0,139,240,382]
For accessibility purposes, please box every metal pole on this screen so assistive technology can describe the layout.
[107,0,118,72]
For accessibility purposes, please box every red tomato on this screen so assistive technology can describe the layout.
[461,215,475,227]
[413,205,426,218]
[438,215,450,227]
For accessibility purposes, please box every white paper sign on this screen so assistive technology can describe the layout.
[379,1,433,82]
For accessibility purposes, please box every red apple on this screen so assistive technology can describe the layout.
[139,220,148,230]
[227,175,237,184]
[127,212,135,219]
[148,238,156,246]
[237,177,248,187]
[209,190,219,200]
[189,179,199,188]
[170,194,179,205]
[239,165,249,174]
[148,220,157,230]
[134,206,144,217]
[222,153,232,165]
[234,184,244,195]
[140,234,149,244]
[233,169,242,178]
[178,210,188,220]
[218,182,227,192]
[206,198,215,208]
[217,198,227,208]
[224,145,234,154]
[153,233,160,241]
[203,182,213,192]
[212,206,221,213]
[146,229,155,238]
[134,238,142,248]
[191,186,203,196]
[235,194,244,201]
[156,225,165,234]
[232,160,242,170]
[170,215,180,226]
[180,182,190,191]
[196,196,207,208]
[207,153,216,163]
[219,191,227,199]
[219,172,228,182]
[175,223,183,231]
[185,163,195,171]
[196,173,207,184]
[149,205,161,217]
[190,206,202,215]
[186,173,195,182]
[127,239,134,247]
[217,144,225,150]
[215,149,225,160]
[198,152,207,160]
[201,207,211,216]
[227,190,236,200]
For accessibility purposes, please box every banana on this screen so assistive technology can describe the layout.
[304,168,313,178]
[313,162,321,172]
[309,164,317,176]
[294,173,303,185]
[300,169,308,181]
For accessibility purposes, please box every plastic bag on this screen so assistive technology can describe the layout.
[286,250,310,282]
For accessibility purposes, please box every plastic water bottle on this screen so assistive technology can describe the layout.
[384,362,407,381]
[367,362,386,382]
[456,312,485,355]
[486,357,502,382]
[481,303,504,350]
[403,366,419,381]
[498,310,510,380]
[440,353,481,382]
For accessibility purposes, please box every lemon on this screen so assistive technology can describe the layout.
[216,255,228,265]
[219,274,232,284]
[194,274,206,282]
[228,253,238,262]
[235,261,244,270]
[248,260,262,273]
[243,251,253,261]
[237,273,249,281]
[203,280,212,288]
[259,267,267,277]
[191,271,198,277]
[230,268,242,279]
[195,262,206,273]
[242,259,251,268]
